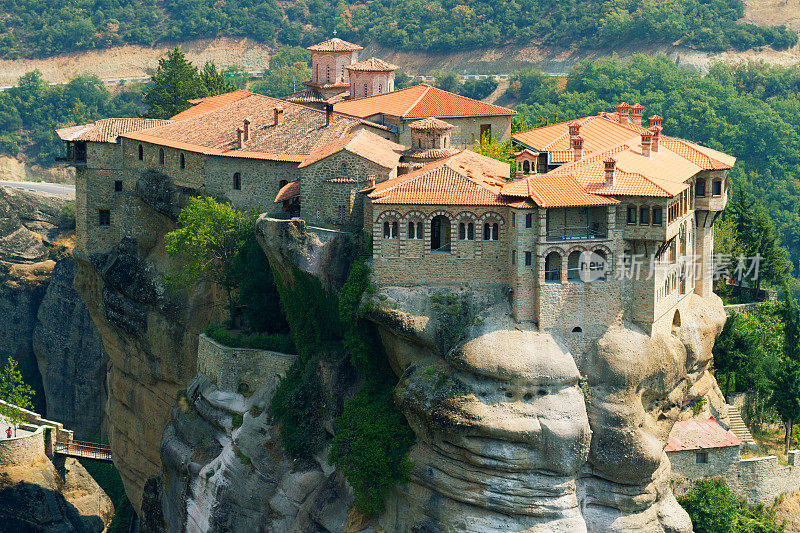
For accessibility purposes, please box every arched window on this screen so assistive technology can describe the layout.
[467,222,474,240]
[695,179,706,197]
[459,222,466,240]
[158,148,164,165]
[340,163,348,177]
[567,251,582,282]
[572,327,583,333]
[431,215,451,252]
[672,310,682,329]
[138,144,143,161]
[523,160,530,174]
[382,220,398,239]
[544,252,561,282]
[482,222,499,241]
[233,172,241,190]
[180,153,185,169]
[406,220,422,239]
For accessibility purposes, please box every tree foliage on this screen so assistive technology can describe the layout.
[679,479,784,532]
[250,47,312,98]
[0,357,35,437]
[769,292,800,453]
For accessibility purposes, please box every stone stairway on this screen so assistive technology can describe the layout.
[728,406,758,448]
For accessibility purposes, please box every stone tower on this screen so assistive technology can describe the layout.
[306,38,362,99]
[346,58,399,99]
[408,117,454,149]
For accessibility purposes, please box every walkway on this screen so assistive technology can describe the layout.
[728,406,758,449]
[54,440,112,462]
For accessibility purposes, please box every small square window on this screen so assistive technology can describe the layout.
[525,252,532,266]
[712,180,723,196]
[114,180,123,192]
[98,209,111,227]
[696,451,708,464]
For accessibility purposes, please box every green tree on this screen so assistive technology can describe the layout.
[200,62,235,96]
[459,77,498,100]
[0,357,35,437]
[769,292,800,453]
[251,62,311,98]
[679,479,784,532]
[474,134,515,174]
[395,71,412,90]
[713,312,758,401]
[164,197,253,319]
[432,71,461,94]
[143,49,209,119]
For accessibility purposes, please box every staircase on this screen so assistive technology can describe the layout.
[728,406,758,448]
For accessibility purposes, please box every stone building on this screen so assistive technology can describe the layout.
[666,417,742,477]
[284,38,362,108]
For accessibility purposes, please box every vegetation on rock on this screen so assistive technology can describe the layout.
[679,479,785,532]
[0,356,35,436]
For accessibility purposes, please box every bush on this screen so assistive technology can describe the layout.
[204,323,295,353]
[58,203,76,229]
[679,479,785,532]
[271,357,328,458]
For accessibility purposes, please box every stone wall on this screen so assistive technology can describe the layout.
[669,449,800,505]
[398,115,513,147]
[0,399,73,444]
[0,426,45,466]
[196,334,297,394]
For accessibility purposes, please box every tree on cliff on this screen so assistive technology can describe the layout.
[164,197,253,323]
[0,357,35,437]
[769,292,800,454]
[713,311,758,402]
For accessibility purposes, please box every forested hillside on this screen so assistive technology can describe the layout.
[0,0,796,58]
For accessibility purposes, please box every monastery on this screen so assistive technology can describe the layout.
[57,37,733,352]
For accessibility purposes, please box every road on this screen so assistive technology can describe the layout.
[0,180,75,195]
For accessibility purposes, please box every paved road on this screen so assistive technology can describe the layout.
[0,180,75,195]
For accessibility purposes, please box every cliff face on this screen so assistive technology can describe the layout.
[0,186,108,440]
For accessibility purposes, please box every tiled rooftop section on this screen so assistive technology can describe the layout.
[408,117,454,131]
[403,147,461,160]
[345,57,399,72]
[506,174,618,208]
[122,92,364,158]
[665,418,743,452]
[56,118,171,143]
[333,84,515,119]
[284,87,349,105]
[171,90,252,121]
[307,38,362,52]
[275,180,300,203]
[298,129,406,169]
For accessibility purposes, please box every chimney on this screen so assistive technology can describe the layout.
[631,103,644,126]
[243,118,251,141]
[617,102,631,125]
[325,103,334,126]
[648,114,663,129]
[367,175,376,188]
[274,106,284,126]
[641,131,653,158]
[569,121,581,138]
[604,157,616,187]
[650,125,662,152]
[571,135,583,161]
[236,127,244,149]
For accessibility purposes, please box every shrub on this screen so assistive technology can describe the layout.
[271,357,328,458]
[58,203,76,229]
[204,323,295,353]
[678,479,784,532]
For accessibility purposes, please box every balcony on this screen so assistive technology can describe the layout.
[545,207,608,242]
[56,141,86,166]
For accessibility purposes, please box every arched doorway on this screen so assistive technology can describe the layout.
[431,215,451,252]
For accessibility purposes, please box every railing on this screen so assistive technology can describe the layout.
[54,440,112,461]
[546,226,607,242]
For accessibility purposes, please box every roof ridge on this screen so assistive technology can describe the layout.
[405,85,433,118]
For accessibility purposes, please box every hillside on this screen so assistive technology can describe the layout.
[0,0,796,60]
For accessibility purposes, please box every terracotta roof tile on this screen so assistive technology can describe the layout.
[333,84,515,119]
[403,147,461,160]
[665,417,742,452]
[298,129,405,169]
[284,87,349,105]
[171,90,252,121]
[345,57,399,72]
[307,38,362,52]
[369,150,517,206]
[502,173,618,208]
[274,180,300,203]
[56,118,171,143]
[408,117,454,131]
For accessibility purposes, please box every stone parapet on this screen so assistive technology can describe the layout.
[0,399,73,444]
[0,426,45,466]
[196,334,297,394]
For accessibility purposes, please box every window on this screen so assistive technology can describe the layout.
[233,172,241,190]
[114,180,123,192]
[158,148,164,165]
[326,65,330,83]
[341,66,344,81]
[567,251,582,282]
[511,213,516,227]
[712,180,722,196]
[640,207,650,225]
[627,206,637,224]
[525,213,533,228]
[279,179,288,188]
[431,215,451,252]
[512,250,516,264]
[483,222,499,241]
[98,209,111,227]
[466,222,474,240]
[180,153,185,169]
[378,83,382,94]
[572,327,583,333]
[525,251,532,266]
[340,162,348,177]
[480,124,491,139]
[364,83,368,97]
[695,179,706,197]
[523,160,530,174]
[408,221,422,239]
[383,221,398,239]
[696,451,708,464]
[138,145,143,161]
[544,252,561,282]
[652,207,662,226]
[459,222,466,240]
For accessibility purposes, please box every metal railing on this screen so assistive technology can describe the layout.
[54,440,112,461]
[546,226,607,242]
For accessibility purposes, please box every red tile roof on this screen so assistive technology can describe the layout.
[368,150,531,206]
[333,84,515,119]
[504,173,618,208]
[307,38,362,52]
[171,90,252,121]
[408,117,454,131]
[345,57,398,72]
[665,417,743,452]
[298,129,405,169]
[56,118,171,143]
[274,180,300,203]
